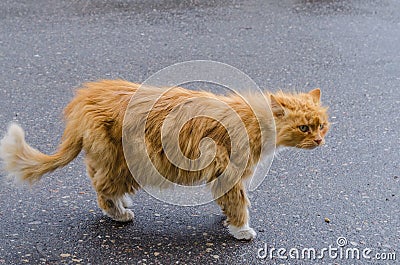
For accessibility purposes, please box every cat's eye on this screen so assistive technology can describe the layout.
[299,125,310,132]
[319,124,324,130]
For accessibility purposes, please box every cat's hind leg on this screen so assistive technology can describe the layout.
[97,194,134,222]
[121,193,133,208]
[214,181,256,240]
[85,160,135,222]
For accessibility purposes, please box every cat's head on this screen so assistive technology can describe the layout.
[269,88,330,149]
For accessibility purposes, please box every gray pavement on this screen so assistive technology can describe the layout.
[0,0,399,264]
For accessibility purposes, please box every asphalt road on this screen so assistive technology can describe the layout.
[0,0,399,264]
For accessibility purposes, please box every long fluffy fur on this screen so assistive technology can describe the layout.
[0,79,329,239]
[0,123,81,183]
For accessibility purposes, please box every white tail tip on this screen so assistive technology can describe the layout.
[0,123,28,182]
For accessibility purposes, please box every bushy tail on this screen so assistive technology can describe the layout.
[0,123,82,184]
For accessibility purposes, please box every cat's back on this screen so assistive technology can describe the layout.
[63,80,139,119]
[63,79,224,131]
[70,79,139,106]
[65,79,212,113]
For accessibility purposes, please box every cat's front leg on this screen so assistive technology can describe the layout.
[226,209,257,240]
[214,182,256,240]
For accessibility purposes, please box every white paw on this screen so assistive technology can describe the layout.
[222,218,229,227]
[106,209,134,222]
[118,209,135,222]
[228,224,257,240]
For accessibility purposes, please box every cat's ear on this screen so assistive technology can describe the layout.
[270,94,285,117]
[308,88,321,103]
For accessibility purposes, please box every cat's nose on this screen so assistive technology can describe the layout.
[314,138,322,145]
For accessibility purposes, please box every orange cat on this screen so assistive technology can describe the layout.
[0,80,329,240]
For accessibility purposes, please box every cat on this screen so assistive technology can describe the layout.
[0,80,329,240]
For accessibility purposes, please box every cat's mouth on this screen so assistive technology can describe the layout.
[296,143,321,149]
